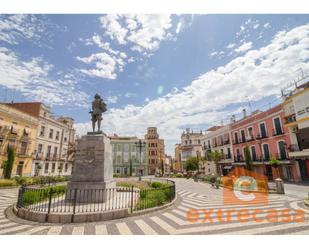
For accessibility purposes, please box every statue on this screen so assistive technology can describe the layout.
[89,93,107,132]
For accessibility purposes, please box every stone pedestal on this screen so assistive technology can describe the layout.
[66,132,115,203]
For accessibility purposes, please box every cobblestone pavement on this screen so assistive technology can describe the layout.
[1,178,309,235]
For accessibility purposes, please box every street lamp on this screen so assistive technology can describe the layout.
[135,139,146,181]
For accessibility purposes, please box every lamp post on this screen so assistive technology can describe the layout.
[135,139,146,181]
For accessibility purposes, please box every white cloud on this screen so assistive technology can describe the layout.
[76,24,309,154]
[124,92,137,98]
[253,23,260,29]
[0,47,88,106]
[99,14,174,53]
[234,41,253,53]
[106,95,118,104]
[99,14,128,45]
[76,52,125,79]
[209,50,225,58]
[0,14,52,46]
[226,43,236,49]
[264,23,271,29]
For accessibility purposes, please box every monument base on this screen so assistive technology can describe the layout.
[65,132,115,203]
[65,180,116,203]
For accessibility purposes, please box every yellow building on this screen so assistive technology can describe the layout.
[0,104,39,177]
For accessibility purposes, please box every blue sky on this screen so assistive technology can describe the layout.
[0,14,309,154]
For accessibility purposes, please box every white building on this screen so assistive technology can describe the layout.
[179,128,203,170]
[201,125,234,175]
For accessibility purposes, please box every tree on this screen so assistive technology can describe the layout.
[208,150,224,175]
[161,159,164,176]
[244,145,253,171]
[3,146,15,179]
[129,158,133,176]
[184,157,199,171]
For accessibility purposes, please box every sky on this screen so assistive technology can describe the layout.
[0,14,309,155]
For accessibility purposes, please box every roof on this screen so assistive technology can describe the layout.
[4,102,42,117]
[206,125,223,132]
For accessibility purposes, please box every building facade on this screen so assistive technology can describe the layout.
[164,155,172,175]
[173,143,182,172]
[0,104,39,177]
[179,128,203,170]
[201,125,233,176]
[283,80,309,181]
[5,103,75,177]
[144,127,165,175]
[110,135,148,176]
[230,105,298,182]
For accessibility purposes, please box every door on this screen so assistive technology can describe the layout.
[266,165,273,180]
[299,160,309,181]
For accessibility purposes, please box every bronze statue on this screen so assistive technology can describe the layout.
[89,93,107,132]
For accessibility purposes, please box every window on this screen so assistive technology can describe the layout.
[227,148,231,158]
[262,144,270,161]
[234,132,239,144]
[44,163,49,173]
[65,163,68,172]
[273,117,283,135]
[278,141,287,160]
[51,163,56,173]
[251,146,257,161]
[241,130,246,143]
[38,144,43,153]
[64,137,67,142]
[20,141,28,155]
[248,127,253,138]
[49,129,54,139]
[47,145,51,158]
[40,126,45,136]
[259,123,267,138]
[55,131,60,140]
[53,147,58,157]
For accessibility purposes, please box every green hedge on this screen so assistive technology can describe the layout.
[13,175,69,186]
[22,185,66,206]
[0,179,18,187]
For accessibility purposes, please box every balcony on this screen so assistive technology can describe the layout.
[288,144,309,158]
[45,153,52,160]
[246,135,255,142]
[239,137,246,144]
[284,114,296,124]
[273,153,289,161]
[223,139,230,145]
[272,129,284,136]
[234,155,244,162]
[35,152,44,160]
[256,133,268,140]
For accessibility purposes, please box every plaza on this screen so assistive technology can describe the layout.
[1,178,309,235]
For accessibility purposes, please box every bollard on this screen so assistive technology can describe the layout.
[275,178,285,194]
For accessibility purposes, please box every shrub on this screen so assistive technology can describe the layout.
[0,179,18,187]
[22,185,66,205]
[176,173,183,178]
[149,182,164,189]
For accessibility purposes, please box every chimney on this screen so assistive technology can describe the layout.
[242,108,247,118]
